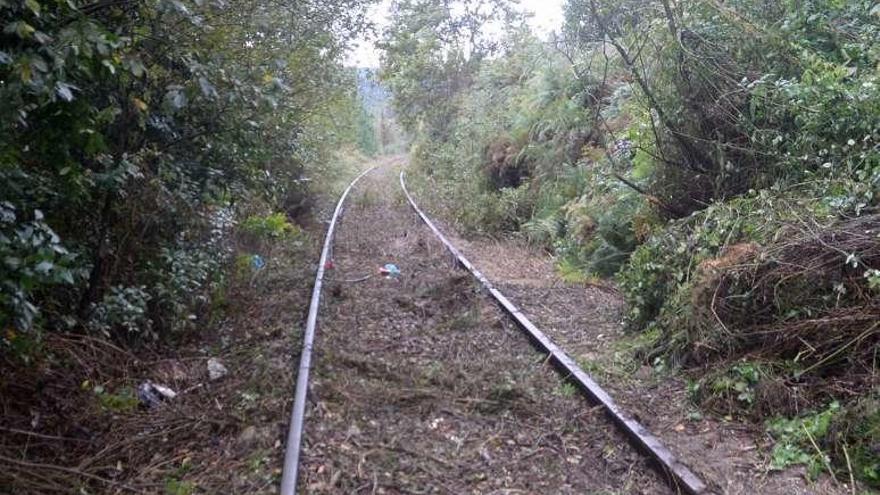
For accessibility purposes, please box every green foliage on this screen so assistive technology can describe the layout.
[0,0,372,350]
[92,384,140,413]
[689,361,769,416]
[164,478,196,495]
[234,254,259,278]
[566,0,880,215]
[555,258,592,284]
[0,202,81,332]
[240,213,301,240]
[618,189,830,336]
[387,0,880,486]
[556,382,577,397]
[380,0,520,138]
[767,402,840,477]
[354,102,379,156]
[151,245,224,334]
[87,286,153,339]
[393,23,643,279]
[829,397,880,487]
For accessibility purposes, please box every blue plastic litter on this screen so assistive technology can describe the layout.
[381,263,400,278]
[252,255,266,270]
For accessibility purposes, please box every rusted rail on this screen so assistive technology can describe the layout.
[399,170,708,495]
[279,167,376,495]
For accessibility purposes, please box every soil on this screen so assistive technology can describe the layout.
[299,162,670,494]
[408,176,856,494]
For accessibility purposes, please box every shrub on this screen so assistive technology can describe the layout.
[87,286,153,340]
[240,213,301,240]
[0,201,80,335]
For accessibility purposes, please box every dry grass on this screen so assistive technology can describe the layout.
[0,239,316,494]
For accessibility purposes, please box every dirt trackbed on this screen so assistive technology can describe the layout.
[297,162,669,494]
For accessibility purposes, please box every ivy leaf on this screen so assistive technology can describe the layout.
[30,55,48,73]
[5,21,36,39]
[17,63,31,83]
[25,0,41,17]
[56,82,77,102]
[33,30,52,44]
[126,58,146,77]
[0,51,11,64]
[34,260,54,274]
[56,269,74,284]
[167,88,187,109]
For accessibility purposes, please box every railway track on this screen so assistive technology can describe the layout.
[281,164,708,495]
[279,166,376,495]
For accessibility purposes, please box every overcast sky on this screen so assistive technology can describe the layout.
[345,0,565,67]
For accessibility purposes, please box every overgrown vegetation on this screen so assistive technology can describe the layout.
[382,0,880,485]
[0,0,378,354]
[1,0,387,490]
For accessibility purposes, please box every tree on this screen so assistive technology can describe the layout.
[0,0,374,346]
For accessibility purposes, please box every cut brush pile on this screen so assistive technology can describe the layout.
[680,214,880,485]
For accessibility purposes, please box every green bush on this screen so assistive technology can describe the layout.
[240,213,301,240]
[386,0,880,487]
[0,201,81,334]
[87,286,153,339]
[0,0,372,354]
[619,189,832,336]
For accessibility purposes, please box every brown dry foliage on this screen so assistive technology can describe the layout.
[687,215,880,392]
[483,137,529,189]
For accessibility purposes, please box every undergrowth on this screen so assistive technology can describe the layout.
[388,0,880,487]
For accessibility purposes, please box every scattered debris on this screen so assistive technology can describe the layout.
[379,263,400,279]
[303,170,666,493]
[137,381,177,408]
[207,358,229,381]
[252,254,266,270]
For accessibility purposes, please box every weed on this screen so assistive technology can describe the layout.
[828,397,880,487]
[445,306,481,332]
[164,478,196,495]
[556,382,577,397]
[691,361,768,416]
[240,213,301,240]
[576,357,602,376]
[556,258,594,284]
[767,402,840,479]
[92,385,139,413]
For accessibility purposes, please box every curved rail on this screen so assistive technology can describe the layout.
[280,166,376,495]
[399,171,708,495]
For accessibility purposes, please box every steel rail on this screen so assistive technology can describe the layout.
[399,171,708,495]
[279,166,376,495]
